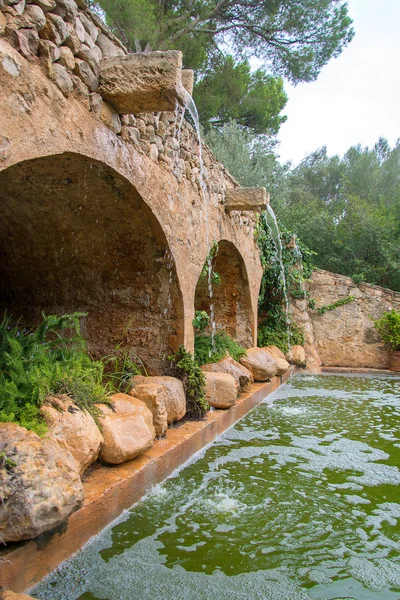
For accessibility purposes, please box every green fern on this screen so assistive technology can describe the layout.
[194,331,247,366]
[0,313,108,435]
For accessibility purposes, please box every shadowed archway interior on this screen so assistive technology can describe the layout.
[194,239,254,347]
[0,153,183,373]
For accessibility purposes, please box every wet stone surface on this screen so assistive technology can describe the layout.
[33,374,400,600]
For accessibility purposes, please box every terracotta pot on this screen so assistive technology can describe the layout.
[389,350,400,372]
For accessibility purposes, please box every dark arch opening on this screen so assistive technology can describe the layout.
[194,240,253,347]
[0,153,183,374]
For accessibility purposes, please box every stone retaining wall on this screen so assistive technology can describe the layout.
[294,270,400,369]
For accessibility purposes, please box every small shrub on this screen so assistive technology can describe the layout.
[192,310,210,333]
[166,345,208,419]
[257,320,304,355]
[194,331,247,365]
[102,350,142,393]
[0,313,109,435]
[374,309,400,351]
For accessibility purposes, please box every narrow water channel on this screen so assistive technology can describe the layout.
[33,374,400,600]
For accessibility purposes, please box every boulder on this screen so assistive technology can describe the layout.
[0,423,83,543]
[2,591,40,600]
[29,0,56,11]
[286,345,306,367]
[263,346,290,376]
[129,383,168,437]
[63,21,81,54]
[50,62,73,96]
[25,4,46,30]
[274,357,290,376]
[73,57,98,91]
[96,393,155,465]
[100,99,121,133]
[204,372,237,409]
[263,345,287,361]
[41,395,103,474]
[58,44,75,69]
[39,13,69,46]
[39,39,60,62]
[130,375,186,423]
[201,356,253,392]
[239,347,278,381]
[52,0,78,22]
[95,32,124,59]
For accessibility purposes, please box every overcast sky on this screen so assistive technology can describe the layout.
[277,0,400,165]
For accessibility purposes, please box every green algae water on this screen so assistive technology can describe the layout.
[33,374,400,600]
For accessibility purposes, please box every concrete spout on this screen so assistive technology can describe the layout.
[98,50,186,114]
[225,187,269,213]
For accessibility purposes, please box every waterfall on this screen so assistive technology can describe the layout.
[181,91,216,354]
[265,205,291,349]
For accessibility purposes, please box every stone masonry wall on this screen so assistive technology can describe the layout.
[298,270,400,369]
[0,0,263,369]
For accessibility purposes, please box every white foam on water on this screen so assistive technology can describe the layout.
[349,557,400,592]
[34,535,313,600]
[307,569,332,584]
[280,406,309,416]
[344,495,371,505]
[32,374,400,600]
[365,502,400,532]
[203,492,246,515]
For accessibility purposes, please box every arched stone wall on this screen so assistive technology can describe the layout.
[194,240,254,347]
[0,153,183,373]
[0,39,263,358]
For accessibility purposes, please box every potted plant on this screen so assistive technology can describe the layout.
[374,308,400,371]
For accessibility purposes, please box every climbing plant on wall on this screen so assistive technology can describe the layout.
[255,211,315,353]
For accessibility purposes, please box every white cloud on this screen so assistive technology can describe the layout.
[277,0,400,165]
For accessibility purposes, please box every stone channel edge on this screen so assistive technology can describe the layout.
[0,367,296,593]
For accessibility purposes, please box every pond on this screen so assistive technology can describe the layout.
[33,374,400,600]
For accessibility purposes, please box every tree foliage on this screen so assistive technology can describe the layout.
[195,57,287,134]
[206,124,400,293]
[278,141,400,291]
[95,0,354,84]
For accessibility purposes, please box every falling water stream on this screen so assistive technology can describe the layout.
[266,204,291,349]
[33,373,400,600]
[181,91,217,353]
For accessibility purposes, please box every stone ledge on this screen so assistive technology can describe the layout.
[98,51,186,114]
[0,368,295,593]
[321,366,400,376]
[225,187,269,212]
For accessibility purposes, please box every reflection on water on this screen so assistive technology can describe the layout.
[33,374,400,600]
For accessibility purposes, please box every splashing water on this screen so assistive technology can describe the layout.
[266,204,290,349]
[33,374,400,600]
[183,91,216,353]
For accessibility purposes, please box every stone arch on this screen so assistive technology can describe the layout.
[194,239,254,348]
[0,152,184,374]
